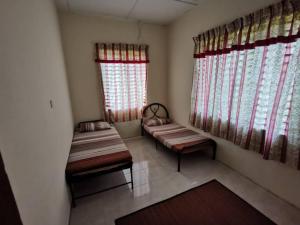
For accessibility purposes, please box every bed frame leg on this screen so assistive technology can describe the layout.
[130,166,134,190]
[212,141,217,160]
[177,153,181,172]
[155,140,158,150]
[69,181,76,208]
[141,127,144,136]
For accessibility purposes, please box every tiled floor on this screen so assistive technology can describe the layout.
[70,137,300,225]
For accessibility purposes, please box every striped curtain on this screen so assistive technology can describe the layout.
[96,43,149,122]
[190,0,300,169]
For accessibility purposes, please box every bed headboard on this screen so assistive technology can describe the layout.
[142,103,169,120]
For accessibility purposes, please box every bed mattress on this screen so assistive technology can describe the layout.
[66,127,132,176]
[143,123,211,152]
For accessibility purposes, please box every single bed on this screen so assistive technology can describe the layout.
[65,121,133,207]
[141,103,216,172]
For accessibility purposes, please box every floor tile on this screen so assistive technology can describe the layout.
[69,137,300,225]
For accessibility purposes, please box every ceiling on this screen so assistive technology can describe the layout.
[55,0,203,25]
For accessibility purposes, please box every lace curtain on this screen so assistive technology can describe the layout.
[191,0,300,169]
[96,43,149,122]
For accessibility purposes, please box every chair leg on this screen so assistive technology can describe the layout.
[130,166,134,190]
[177,153,181,172]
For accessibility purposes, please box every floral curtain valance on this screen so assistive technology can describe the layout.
[193,0,300,58]
[95,43,149,63]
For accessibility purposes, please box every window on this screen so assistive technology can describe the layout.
[96,43,149,122]
[190,0,300,169]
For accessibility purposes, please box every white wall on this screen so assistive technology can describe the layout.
[59,12,168,138]
[168,0,300,208]
[0,1,73,225]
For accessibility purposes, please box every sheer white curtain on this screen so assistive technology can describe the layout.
[191,40,300,168]
[100,63,147,122]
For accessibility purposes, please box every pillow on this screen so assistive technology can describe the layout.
[79,121,111,132]
[143,118,171,127]
[79,122,95,132]
[94,121,111,130]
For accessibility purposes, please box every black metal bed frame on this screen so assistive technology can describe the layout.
[66,117,133,207]
[141,103,169,136]
[66,162,133,207]
[141,103,217,172]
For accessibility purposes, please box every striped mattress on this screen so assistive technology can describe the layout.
[143,123,211,152]
[66,127,132,176]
